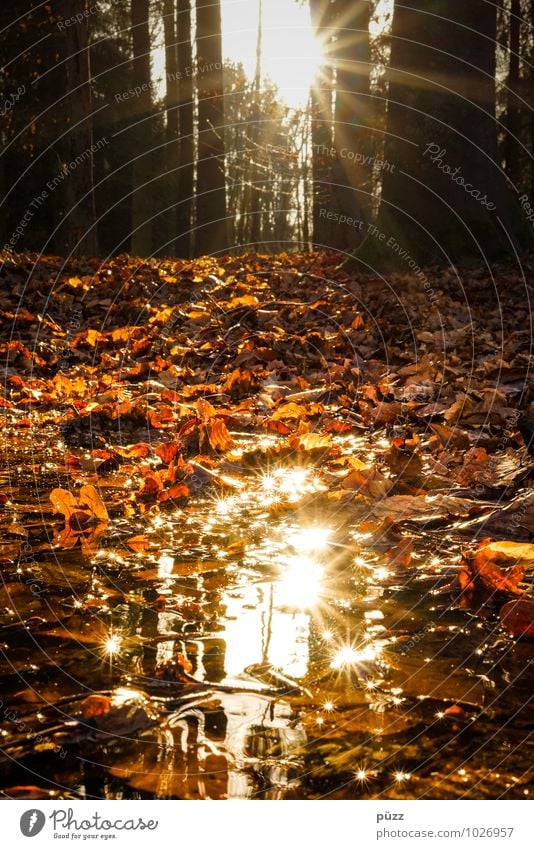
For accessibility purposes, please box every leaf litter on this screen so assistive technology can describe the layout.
[0,249,533,799]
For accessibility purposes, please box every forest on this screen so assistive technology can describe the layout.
[0,0,533,805]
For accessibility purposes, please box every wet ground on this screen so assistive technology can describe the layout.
[0,426,532,800]
[0,250,533,799]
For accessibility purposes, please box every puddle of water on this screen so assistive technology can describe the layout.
[0,429,532,799]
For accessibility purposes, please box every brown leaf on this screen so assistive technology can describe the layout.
[460,540,527,598]
[69,510,98,530]
[500,599,534,638]
[387,537,414,567]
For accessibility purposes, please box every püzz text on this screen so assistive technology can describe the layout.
[377,812,404,823]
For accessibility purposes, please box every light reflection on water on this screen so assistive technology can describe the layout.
[6,434,526,800]
[223,580,311,680]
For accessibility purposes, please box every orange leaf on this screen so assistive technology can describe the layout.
[119,442,151,459]
[271,402,307,421]
[196,398,217,421]
[50,488,77,519]
[140,471,163,496]
[81,695,112,719]
[264,417,292,435]
[127,534,151,553]
[79,485,108,523]
[176,653,193,674]
[158,483,189,503]
[206,418,233,452]
[292,432,332,451]
[155,441,181,465]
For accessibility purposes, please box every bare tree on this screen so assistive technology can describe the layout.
[352,0,531,269]
[63,0,98,255]
[195,0,228,255]
[130,0,153,257]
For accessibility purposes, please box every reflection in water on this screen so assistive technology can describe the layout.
[287,526,331,552]
[5,436,529,801]
[223,582,311,680]
[102,632,122,658]
[276,554,324,610]
[331,642,382,670]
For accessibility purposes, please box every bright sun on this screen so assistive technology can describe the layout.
[153,0,392,109]
[221,0,324,107]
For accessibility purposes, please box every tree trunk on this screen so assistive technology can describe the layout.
[195,0,228,255]
[176,0,194,258]
[351,0,532,270]
[239,1,263,247]
[163,0,179,254]
[130,0,153,257]
[330,0,371,250]
[310,0,335,247]
[248,0,263,246]
[504,0,521,187]
[63,0,97,256]
[531,0,534,199]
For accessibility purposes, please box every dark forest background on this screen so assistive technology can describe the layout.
[1,1,533,268]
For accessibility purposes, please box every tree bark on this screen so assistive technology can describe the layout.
[176,0,194,258]
[195,0,228,255]
[350,0,532,270]
[248,0,263,246]
[130,0,153,257]
[63,0,98,255]
[504,0,521,187]
[531,0,534,198]
[310,0,335,247]
[163,0,179,254]
[330,0,371,250]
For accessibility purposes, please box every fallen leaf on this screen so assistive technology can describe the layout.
[500,599,534,638]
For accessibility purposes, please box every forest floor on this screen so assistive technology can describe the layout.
[0,249,533,800]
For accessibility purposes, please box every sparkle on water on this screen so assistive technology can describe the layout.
[2,419,528,801]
